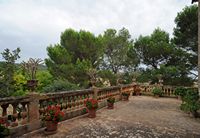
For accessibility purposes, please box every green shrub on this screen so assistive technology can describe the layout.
[174,87,187,98]
[122,92,130,97]
[12,89,28,96]
[0,124,9,137]
[152,87,163,97]
[180,89,200,117]
[36,70,53,91]
[107,97,115,104]
[98,70,117,86]
[42,79,79,93]
[12,73,28,96]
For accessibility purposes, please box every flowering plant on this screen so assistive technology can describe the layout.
[107,97,115,104]
[84,98,98,110]
[42,105,64,123]
[122,91,130,96]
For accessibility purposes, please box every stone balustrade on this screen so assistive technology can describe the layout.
[1,83,193,137]
[0,84,134,137]
[139,84,196,97]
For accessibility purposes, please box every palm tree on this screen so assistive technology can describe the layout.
[192,0,200,96]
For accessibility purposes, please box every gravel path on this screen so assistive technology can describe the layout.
[26,96,200,138]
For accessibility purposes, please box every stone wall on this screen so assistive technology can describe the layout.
[0,84,134,137]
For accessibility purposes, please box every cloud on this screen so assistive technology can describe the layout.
[0,0,191,62]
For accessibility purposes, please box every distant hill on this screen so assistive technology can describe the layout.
[0,61,47,71]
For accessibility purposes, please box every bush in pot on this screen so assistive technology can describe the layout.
[42,105,64,133]
[84,98,98,118]
[107,97,115,109]
[152,87,163,97]
[121,92,130,101]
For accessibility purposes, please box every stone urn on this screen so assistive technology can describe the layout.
[88,108,96,118]
[27,80,38,91]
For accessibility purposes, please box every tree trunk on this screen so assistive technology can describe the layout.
[198,0,200,97]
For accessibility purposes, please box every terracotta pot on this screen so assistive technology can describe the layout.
[11,122,18,127]
[107,102,114,109]
[122,95,129,101]
[88,108,96,118]
[46,121,58,132]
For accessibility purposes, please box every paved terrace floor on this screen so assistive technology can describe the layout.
[24,96,200,138]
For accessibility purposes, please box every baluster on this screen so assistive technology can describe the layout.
[78,95,82,108]
[11,103,18,127]
[1,104,9,117]
[20,102,28,125]
[76,95,81,109]
[62,96,67,112]
[12,103,18,115]
[72,96,76,110]
[68,96,72,112]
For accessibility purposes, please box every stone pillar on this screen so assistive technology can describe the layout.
[92,87,98,100]
[27,93,41,131]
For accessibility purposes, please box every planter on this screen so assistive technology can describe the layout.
[88,108,96,118]
[27,80,38,91]
[154,95,159,98]
[107,102,114,109]
[45,121,58,132]
[122,95,129,101]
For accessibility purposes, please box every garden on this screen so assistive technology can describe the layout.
[0,3,200,137]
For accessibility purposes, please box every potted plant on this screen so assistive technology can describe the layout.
[42,105,64,134]
[21,58,43,91]
[84,98,98,118]
[107,97,115,109]
[135,85,141,96]
[121,92,130,101]
[152,87,163,98]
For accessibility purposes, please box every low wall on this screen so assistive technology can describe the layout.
[0,84,134,137]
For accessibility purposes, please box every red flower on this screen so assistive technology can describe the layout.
[42,105,64,122]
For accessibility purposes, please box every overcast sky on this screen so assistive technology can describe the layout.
[0,0,192,62]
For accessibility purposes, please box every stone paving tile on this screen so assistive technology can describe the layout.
[27,96,200,138]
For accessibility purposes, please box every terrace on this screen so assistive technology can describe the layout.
[1,84,200,138]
